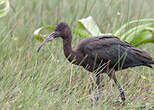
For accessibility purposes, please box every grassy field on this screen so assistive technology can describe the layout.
[0,0,154,109]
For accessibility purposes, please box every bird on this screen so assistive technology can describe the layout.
[37,22,154,102]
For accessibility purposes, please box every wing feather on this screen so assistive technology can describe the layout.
[82,36,152,69]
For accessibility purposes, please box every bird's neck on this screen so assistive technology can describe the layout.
[62,37,76,63]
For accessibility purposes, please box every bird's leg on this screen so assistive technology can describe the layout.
[108,70,125,102]
[95,74,103,101]
[106,60,113,93]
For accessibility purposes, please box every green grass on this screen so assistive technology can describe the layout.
[0,0,154,109]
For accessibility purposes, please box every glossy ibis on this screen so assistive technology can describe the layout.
[37,22,154,102]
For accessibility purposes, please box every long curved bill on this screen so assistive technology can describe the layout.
[37,32,56,52]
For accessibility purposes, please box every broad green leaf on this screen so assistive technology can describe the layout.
[78,16,102,36]
[34,25,91,42]
[122,23,153,41]
[34,18,154,47]
[145,27,154,34]
[72,29,91,37]
[114,18,154,36]
[114,18,154,46]
[130,31,154,46]
[33,25,55,42]
[125,25,154,45]
[0,0,9,18]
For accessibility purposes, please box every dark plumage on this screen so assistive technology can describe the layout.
[37,22,154,102]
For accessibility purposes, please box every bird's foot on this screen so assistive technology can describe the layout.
[120,92,125,102]
[94,95,99,102]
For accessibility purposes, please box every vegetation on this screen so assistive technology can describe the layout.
[35,17,154,47]
[0,0,154,109]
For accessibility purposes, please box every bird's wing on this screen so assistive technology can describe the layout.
[83,36,124,63]
[83,36,152,68]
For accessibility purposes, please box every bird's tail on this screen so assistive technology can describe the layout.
[149,60,154,64]
[146,60,154,68]
[144,60,154,68]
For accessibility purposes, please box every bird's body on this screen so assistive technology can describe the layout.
[37,22,154,102]
[72,35,153,73]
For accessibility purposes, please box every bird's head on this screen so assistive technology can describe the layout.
[37,22,72,52]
